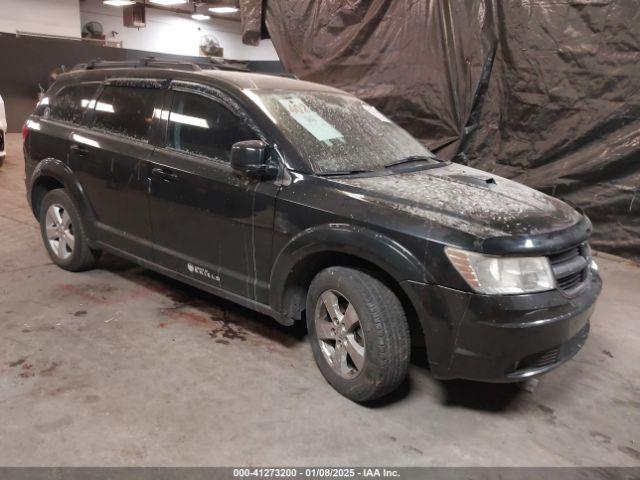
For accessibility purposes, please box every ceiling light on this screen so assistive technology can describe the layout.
[103,0,135,6]
[149,0,188,5]
[209,6,239,13]
[191,13,211,20]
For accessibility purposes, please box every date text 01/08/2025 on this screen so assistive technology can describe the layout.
[233,468,400,478]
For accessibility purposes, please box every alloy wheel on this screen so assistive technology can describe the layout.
[314,289,366,379]
[45,203,75,260]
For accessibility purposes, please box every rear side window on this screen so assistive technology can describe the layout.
[92,86,162,142]
[167,91,256,161]
[44,84,98,124]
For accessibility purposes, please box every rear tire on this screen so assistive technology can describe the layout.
[306,266,411,402]
[39,189,99,272]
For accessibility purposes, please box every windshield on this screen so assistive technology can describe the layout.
[245,89,436,174]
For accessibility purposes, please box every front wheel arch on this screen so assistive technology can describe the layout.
[273,251,425,350]
[269,225,430,321]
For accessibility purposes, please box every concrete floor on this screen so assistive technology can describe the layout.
[0,133,639,467]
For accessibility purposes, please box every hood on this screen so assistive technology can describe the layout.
[334,163,582,239]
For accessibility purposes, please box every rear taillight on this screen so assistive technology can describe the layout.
[22,122,28,142]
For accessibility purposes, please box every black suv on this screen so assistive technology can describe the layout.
[24,61,601,402]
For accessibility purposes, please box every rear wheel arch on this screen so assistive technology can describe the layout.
[30,175,64,217]
[29,159,95,225]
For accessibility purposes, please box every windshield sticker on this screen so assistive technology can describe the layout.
[362,104,392,123]
[276,95,344,142]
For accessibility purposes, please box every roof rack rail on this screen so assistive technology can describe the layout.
[71,56,297,79]
[199,57,251,72]
[72,56,250,73]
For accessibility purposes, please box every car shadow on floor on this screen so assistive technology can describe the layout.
[97,253,308,348]
[98,253,525,410]
[409,346,524,411]
[340,347,519,411]
[436,380,523,412]
[363,347,523,410]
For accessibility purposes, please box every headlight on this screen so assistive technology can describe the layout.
[445,247,555,295]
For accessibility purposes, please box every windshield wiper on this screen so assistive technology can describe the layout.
[384,155,436,169]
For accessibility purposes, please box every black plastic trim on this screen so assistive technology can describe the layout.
[481,216,591,255]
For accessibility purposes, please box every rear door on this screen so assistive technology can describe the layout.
[147,82,280,303]
[67,78,167,260]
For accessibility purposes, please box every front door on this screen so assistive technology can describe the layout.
[148,86,279,303]
[68,80,166,260]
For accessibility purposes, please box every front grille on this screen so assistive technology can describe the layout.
[557,271,583,290]
[505,323,590,376]
[550,246,581,265]
[518,346,560,370]
[548,243,590,295]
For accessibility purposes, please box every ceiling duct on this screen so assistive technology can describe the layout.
[123,4,146,28]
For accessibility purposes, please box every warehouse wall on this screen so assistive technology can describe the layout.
[0,33,283,133]
[0,0,82,38]
[0,0,282,133]
[80,0,278,60]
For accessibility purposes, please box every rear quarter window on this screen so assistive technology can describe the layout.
[92,86,163,142]
[40,83,98,124]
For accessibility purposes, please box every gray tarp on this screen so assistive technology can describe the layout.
[241,0,640,261]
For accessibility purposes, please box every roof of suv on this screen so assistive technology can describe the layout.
[59,65,344,95]
[196,70,343,93]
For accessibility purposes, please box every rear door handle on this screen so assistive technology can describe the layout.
[151,167,178,182]
[70,144,89,156]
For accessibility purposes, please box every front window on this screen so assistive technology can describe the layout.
[245,89,436,174]
[167,91,257,162]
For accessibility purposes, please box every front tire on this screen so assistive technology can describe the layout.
[306,267,411,402]
[39,189,99,272]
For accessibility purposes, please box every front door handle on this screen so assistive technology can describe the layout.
[70,144,89,156]
[151,167,178,182]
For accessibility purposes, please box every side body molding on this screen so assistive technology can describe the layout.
[268,223,432,317]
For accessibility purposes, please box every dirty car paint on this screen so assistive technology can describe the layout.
[334,163,582,239]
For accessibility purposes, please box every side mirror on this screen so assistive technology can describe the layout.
[230,140,278,178]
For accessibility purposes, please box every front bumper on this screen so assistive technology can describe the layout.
[402,270,602,382]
